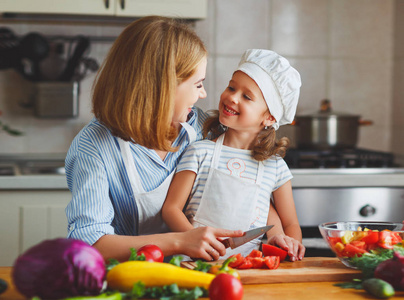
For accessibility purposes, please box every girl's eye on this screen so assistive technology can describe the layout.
[244,94,252,100]
[197,83,203,89]
[227,86,235,91]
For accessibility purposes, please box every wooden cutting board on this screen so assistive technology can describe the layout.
[181,257,361,284]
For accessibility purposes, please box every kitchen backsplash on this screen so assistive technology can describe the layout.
[0,0,403,163]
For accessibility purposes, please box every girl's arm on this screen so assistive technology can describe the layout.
[162,170,196,232]
[272,180,302,241]
[268,180,305,260]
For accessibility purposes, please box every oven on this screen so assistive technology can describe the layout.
[284,148,404,257]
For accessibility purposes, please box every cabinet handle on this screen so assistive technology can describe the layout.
[104,0,109,9]
[120,0,125,9]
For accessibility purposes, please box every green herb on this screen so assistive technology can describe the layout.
[107,248,145,271]
[334,279,362,290]
[169,256,183,267]
[128,248,147,261]
[348,244,404,278]
[126,281,206,300]
[193,260,212,273]
[0,120,24,136]
[106,258,120,271]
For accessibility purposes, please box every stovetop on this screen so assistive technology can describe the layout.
[284,148,396,169]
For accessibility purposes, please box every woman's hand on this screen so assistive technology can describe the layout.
[267,234,305,261]
[180,227,244,261]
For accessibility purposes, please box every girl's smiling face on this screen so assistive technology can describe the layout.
[173,57,207,126]
[219,71,275,133]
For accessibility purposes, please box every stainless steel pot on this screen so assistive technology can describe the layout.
[294,100,372,150]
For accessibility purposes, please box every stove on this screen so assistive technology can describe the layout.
[284,148,395,169]
[284,147,404,257]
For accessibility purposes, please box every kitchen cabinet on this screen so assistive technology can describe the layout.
[1,0,207,19]
[0,190,71,266]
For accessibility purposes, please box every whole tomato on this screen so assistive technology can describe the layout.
[209,273,243,300]
[136,244,164,262]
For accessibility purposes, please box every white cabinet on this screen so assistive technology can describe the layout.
[0,190,71,266]
[116,0,207,19]
[0,0,113,16]
[1,0,207,19]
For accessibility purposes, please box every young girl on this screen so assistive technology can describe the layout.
[162,49,305,261]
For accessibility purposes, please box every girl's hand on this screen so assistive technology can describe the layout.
[266,234,305,261]
[181,227,244,261]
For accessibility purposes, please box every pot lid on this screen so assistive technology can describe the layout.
[296,99,361,118]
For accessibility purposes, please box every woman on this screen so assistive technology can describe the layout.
[65,15,243,262]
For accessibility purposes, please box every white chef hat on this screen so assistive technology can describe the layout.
[237,49,301,130]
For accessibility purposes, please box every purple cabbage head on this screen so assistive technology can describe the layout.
[12,238,106,299]
[374,251,404,290]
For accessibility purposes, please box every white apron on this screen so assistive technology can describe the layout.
[119,122,197,235]
[192,133,264,258]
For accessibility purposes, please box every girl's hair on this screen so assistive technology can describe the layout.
[203,111,289,161]
[92,16,207,151]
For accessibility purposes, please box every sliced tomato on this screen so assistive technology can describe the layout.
[228,254,245,268]
[236,258,253,269]
[344,243,368,257]
[263,256,280,270]
[351,240,366,250]
[361,230,379,244]
[262,244,288,261]
[247,249,263,258]
[246,257,264,269]
[377,230,402,249]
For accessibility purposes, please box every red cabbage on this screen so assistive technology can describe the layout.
[374,251,404,290]
[12,238,106,299]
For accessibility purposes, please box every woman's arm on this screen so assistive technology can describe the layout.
[162,170,196,232]
[93,227,244,262]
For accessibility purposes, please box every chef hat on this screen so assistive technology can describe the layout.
[237,49,301,130]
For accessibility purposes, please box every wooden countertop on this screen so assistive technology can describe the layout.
[1,261,404,300]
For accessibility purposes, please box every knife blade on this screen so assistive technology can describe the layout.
[221,225,274,249]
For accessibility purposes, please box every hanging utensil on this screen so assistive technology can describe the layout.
[17,32,50,81]
[0,27,20,70]
[59,35,90,82]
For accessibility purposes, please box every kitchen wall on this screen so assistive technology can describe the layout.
[393,0,404,165]
[0,0,403,162]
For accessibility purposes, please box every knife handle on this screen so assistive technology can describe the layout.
[221,239,231,249]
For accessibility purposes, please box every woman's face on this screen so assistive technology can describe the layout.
[173,57,207,125]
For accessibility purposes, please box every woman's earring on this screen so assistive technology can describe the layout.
[264,126,268,130]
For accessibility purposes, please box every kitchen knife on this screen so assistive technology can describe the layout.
[221,225,274,249]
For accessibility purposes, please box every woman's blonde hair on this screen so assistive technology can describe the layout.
[92,16,207,151]
[203,111,289,161]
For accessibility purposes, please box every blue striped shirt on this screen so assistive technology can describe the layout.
[65,107,208,245]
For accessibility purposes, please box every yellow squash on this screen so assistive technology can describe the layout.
[107,261,215,292]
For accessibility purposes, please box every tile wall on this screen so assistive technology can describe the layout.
[393,0,404,165]
[0,0,402,161]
